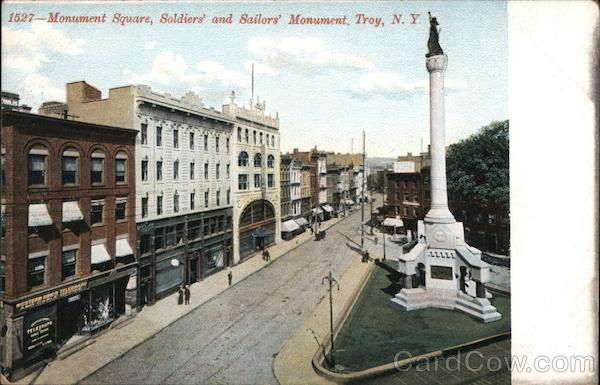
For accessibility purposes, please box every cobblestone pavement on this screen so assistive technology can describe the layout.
[358,339,511,385]
[81,209,365,385]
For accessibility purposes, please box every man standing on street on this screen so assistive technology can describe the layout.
[228,270,233,286]
[184,285,191,305]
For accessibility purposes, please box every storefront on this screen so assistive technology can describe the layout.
[155,255,184,297]
[239,200,276,259]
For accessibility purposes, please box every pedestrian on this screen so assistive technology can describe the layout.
[177,286,184,305]
[184,285,191,305]
[262,249,267,261]
[227,270,233,286]
[265,249,270,262]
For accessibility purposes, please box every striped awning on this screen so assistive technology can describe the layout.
[281,220,300,233]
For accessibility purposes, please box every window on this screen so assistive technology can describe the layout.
[27,255,46,289]
[62,148,79,185]
[216,163,220,180]
[173,192,179,213]
[215,136,220,152]
[226,163,230,179]
[238,151,248,167]
[157,195,163,215]
[62,248,77,279]
[488,213,496,225]
[190,192,195,210]
[204,162,209,179]
[115,152,127,184]
[154,228,164,250]
[271,136,275,147]
[189,132,194,150]
[190,162,195,180]
[237,127,242,142]
[260,132,263,144]
[91,200,104,225]
[227,188,231,205]
[266,134,269,147]
[404,207,409,216]
[253,130,257,144]
[245,129,249,143]
[204,190,209,207]
[91,151,105,184]
[216,190,221,206]
[156,161,163,181]
[141,160,148,181]
[28,146,48,186]
[142,197,148,218]
[173,129,179,148]
[238,174,248,190]
[141,123,148,144]
[204,134,208,151]
[140,234,151,255]
[395,192,401,200]
[268,174,274,188]
[226,137,230,153]
[254,153,262,167]
[115,198,127,221]
[173,160,179,180]
[1,260,5,292]
[267,155,274,168]
[156,126,163,146]
[254,174,261,188]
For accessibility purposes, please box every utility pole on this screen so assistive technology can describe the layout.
[370,169,374,235]
[322,271,339,369]
[361,130,365,250]
[383,230,387,261]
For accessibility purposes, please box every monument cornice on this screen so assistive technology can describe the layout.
[426,54,448,73]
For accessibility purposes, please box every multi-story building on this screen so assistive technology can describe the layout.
[63,81,234,305]
[291,147,324,208]
[326,153,363,212]
[290,160,302,217]
[300,164,313,217]
[222,96,281,262]
[280,154,292,220]
[385,171,425,231]
[317,155,327,204]
[0,111,137,379]
[1,91,32,113]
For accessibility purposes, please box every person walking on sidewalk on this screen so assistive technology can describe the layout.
[227,270,233,286]
[265,249,270,262]
[184,285,191,305]
[177,285,184,305]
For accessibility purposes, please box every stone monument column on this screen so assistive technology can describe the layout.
[424,54,455,224]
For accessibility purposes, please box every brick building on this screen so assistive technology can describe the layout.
[0,111,137,379]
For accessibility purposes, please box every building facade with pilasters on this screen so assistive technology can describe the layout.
[222,97,281,263]
[64,81,234,305]
[0,111,137,379]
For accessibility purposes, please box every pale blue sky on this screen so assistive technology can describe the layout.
[2,1,507,157]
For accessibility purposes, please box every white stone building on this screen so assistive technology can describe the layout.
[317,156,327,204]
[222,96,281,263]
[290,160,302,217]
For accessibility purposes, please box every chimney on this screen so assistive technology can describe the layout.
[66,81,101,108]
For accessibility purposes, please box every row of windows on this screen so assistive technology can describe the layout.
[238,152,275,168]
[139,215,232,255]
[236,127,276,147]
[238,174,275,190]
[141,160,230,182]
[141,123,230,153]
[140,189,231,218]
[28,146,128,187]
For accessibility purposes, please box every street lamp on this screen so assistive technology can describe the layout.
[322,271,340,369]
[383,230,386,261]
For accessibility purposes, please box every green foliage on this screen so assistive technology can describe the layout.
[446,120,509,206]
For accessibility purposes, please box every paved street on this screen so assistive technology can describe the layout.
[82,209,365,385]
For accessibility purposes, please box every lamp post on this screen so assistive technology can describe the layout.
[370,189,374,235]
[322,271,340,369]
[383,230,386,261]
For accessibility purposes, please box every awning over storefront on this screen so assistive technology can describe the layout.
[62,201,84,222]
[281,220,300,233]
[311,207,323,215]
[294,217,309,227]
[344,199,355,205]
[382,217,404,227]
[91,243,111,264]
[115,238,134,258]
[28,204,53,227]
[321,205,334,212]
[252,226,275,238]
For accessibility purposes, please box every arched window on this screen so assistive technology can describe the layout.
[237,127,242,142]
[245,129,249,143]
[62,147,79,185]
[91,150,105,184]
[271,135,275,147]
[28,145,48,186]
[253,153,262,167]
[115,151,128,184]
[267,154,275,168]
[238,151,249,167]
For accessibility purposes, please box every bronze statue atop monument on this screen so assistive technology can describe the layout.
[427,12,444,57]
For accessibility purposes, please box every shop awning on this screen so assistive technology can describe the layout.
[252,226,274,238]
[91,243,111,264]
[62,201,84,222]
[115,238,134,258]
[321,205,334,212]
[344,199,355,205]
[281,219,300,233]
[294,217,309,227]
[28,204,53,227]
[382,217,404,227]
[311,207,323,215]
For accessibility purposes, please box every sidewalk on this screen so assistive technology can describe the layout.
[273,253,373,385]
[8,214,349,385]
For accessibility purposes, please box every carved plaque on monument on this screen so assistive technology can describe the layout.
[430,265,453,280]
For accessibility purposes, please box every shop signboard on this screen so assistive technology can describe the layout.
[23,304,57,361]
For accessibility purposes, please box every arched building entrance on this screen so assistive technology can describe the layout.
[239,199,276,259]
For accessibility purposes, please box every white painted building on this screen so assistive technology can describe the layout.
[290,160,302,216]
[317,156,327,204]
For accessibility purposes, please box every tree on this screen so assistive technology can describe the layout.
[446,120,509,207]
